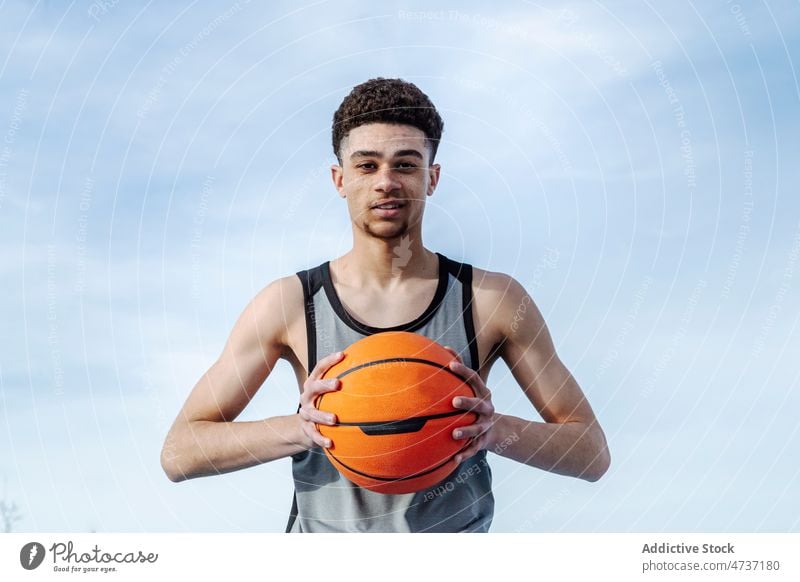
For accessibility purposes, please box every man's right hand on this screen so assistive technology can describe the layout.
[298,351,346,449]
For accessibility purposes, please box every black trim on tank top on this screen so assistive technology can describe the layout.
[460,263,480,372]
[296,267,326,371]
[319,252,450,335]
[440,255,480,371]
[284,490,299,533]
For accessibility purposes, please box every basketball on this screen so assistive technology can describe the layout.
[315,331,477,494]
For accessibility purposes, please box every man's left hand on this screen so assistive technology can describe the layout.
[443,347,498,463]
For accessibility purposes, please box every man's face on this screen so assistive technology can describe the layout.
[332,122,440,241]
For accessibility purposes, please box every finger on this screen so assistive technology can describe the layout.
[300,405,337,425]
[452,395,494,416]
[301,378,341,425]
[442,345,463,364]
[452,422,490,440]
[300,378,341,418]
[301,377,340,406]
[448,360,488,396]
[308,351,345,382]
[303,422,332,448]
[454,438,484,464]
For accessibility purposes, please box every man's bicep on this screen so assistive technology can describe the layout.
[177,279,293,424]
[500,280,596,425]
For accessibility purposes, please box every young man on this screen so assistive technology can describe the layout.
[161,78,610,532]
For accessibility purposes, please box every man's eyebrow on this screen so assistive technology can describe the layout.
[350,150,381,160]
[394,149,424,160]
[349,149,425,161]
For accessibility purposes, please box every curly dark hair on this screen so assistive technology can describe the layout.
[332,77,444,164]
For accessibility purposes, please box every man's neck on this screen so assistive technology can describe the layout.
[332,236,438,288]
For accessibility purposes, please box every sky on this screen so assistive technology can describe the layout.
[1,0,799,533]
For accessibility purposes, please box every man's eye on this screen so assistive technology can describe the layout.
[396,163,417,170]
[357,163,376,170]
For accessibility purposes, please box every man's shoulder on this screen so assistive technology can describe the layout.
[470,266,526,303]
[248,275,305,325]
[258,274,304,303]
[469,266,544,336]
[229,275,304,352]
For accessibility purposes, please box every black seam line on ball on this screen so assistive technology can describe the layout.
[327,439,473,482]
[334,357,466,381]
[334,410,466,435]
[315,357,475,419]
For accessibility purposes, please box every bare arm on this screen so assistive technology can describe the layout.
[494,277,609,481]
[160,277,310,482]
[458,274,610,482]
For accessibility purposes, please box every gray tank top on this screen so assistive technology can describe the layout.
[287,253,494,532]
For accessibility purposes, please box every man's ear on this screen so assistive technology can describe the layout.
[427,163,441,196]
[331,164,345,197]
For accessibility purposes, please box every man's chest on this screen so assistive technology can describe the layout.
[337,281,439,329]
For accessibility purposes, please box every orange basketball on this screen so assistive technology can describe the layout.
[315,331,476,494]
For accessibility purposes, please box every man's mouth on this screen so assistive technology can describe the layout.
[371,200,406,210]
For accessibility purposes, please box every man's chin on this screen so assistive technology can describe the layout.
[363,222,409,240]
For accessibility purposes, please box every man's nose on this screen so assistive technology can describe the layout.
[373,168,402,192]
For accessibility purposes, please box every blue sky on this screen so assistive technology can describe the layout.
[1,0,799,532]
